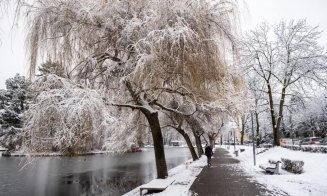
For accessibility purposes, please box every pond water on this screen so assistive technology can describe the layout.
[0,147,191,196]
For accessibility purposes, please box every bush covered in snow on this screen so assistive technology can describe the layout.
[0,126,22,150]
[281,144,327,153]
[281,158,304,174]
[23,75,114,154]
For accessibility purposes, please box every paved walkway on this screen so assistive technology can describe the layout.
[189,148,287,196]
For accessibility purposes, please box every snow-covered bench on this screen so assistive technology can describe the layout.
[259,159,281,174]
[139,179,175,195]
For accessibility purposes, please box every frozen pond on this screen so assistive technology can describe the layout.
[0,147,191,196]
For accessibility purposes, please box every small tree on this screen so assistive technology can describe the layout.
[38,60,66,77]
[0,74,28,150]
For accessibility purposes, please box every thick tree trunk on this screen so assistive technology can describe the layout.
[276,85,287,143]
[267,82,287,146]
[267,84,280,146]
[240,131,244,145]
[143,111,168,179]
[185,116,204,156]
[123,79,168,178]
[240,114,248,145]
[175,128,198,161]
[194,132,204,156]
[209,135,215,148]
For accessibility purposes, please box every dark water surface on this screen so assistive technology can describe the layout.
[0,147,191,196]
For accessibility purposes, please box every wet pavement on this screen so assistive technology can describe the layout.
[189,148,288,196]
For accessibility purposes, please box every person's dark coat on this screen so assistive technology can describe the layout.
[205,146,213,157]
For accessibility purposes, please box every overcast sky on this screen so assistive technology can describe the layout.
[1,0,327,89]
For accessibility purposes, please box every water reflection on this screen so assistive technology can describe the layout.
[0,147,191,196]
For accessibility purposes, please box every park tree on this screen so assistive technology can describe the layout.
[161,100,199,161]
[247,74,268,146]
[194,105,227,148]
[241,20,327,146]
[292,93,327,138]
[14,0,242,179]
[0,74,28,150]
[239,113,250,145]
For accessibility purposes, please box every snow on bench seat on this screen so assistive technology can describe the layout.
[140,179,175,195]
[259,160,281,174]
[260,163,276,170]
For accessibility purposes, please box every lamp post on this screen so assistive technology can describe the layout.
[227,131,230,150]
[251,110,256,166]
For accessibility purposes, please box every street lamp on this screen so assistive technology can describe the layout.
[233,128,236,152]
[228,122,238,156]
[227,131,231,150]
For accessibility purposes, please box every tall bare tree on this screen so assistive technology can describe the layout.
[242,20,327,146]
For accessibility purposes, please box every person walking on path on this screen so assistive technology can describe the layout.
[205,144,213,166]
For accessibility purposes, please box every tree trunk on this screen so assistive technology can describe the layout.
[209,135,215,148]
[175,128,198,161]
[267,83,280,146]
[275,85,287,144]
[123,79,168,178]
[194,132,204,156]
[240,131,244,145]
[143,111,168,179]
[185,116,204,156]
[255,111,260,146]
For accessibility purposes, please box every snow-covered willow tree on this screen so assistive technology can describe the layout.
[241,20,327,146]
[24,75,114,154]
[19,0,242,178]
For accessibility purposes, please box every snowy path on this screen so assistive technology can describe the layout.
[189,148,288,196]
[227,146,327,196]
[124,156,207,196]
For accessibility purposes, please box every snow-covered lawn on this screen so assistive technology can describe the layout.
[124,156,206,196]
[225,145,327,196]
[123,146,327,196]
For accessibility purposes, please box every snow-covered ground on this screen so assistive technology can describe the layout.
[124,146,327,196]
[0,146,7,151]
[224,145,327,196]
[124,156,206,196]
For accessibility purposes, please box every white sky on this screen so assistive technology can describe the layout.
[1,0,327,89]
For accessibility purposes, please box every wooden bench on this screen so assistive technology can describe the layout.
[139,179,175,195]
[259,159,281,174]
